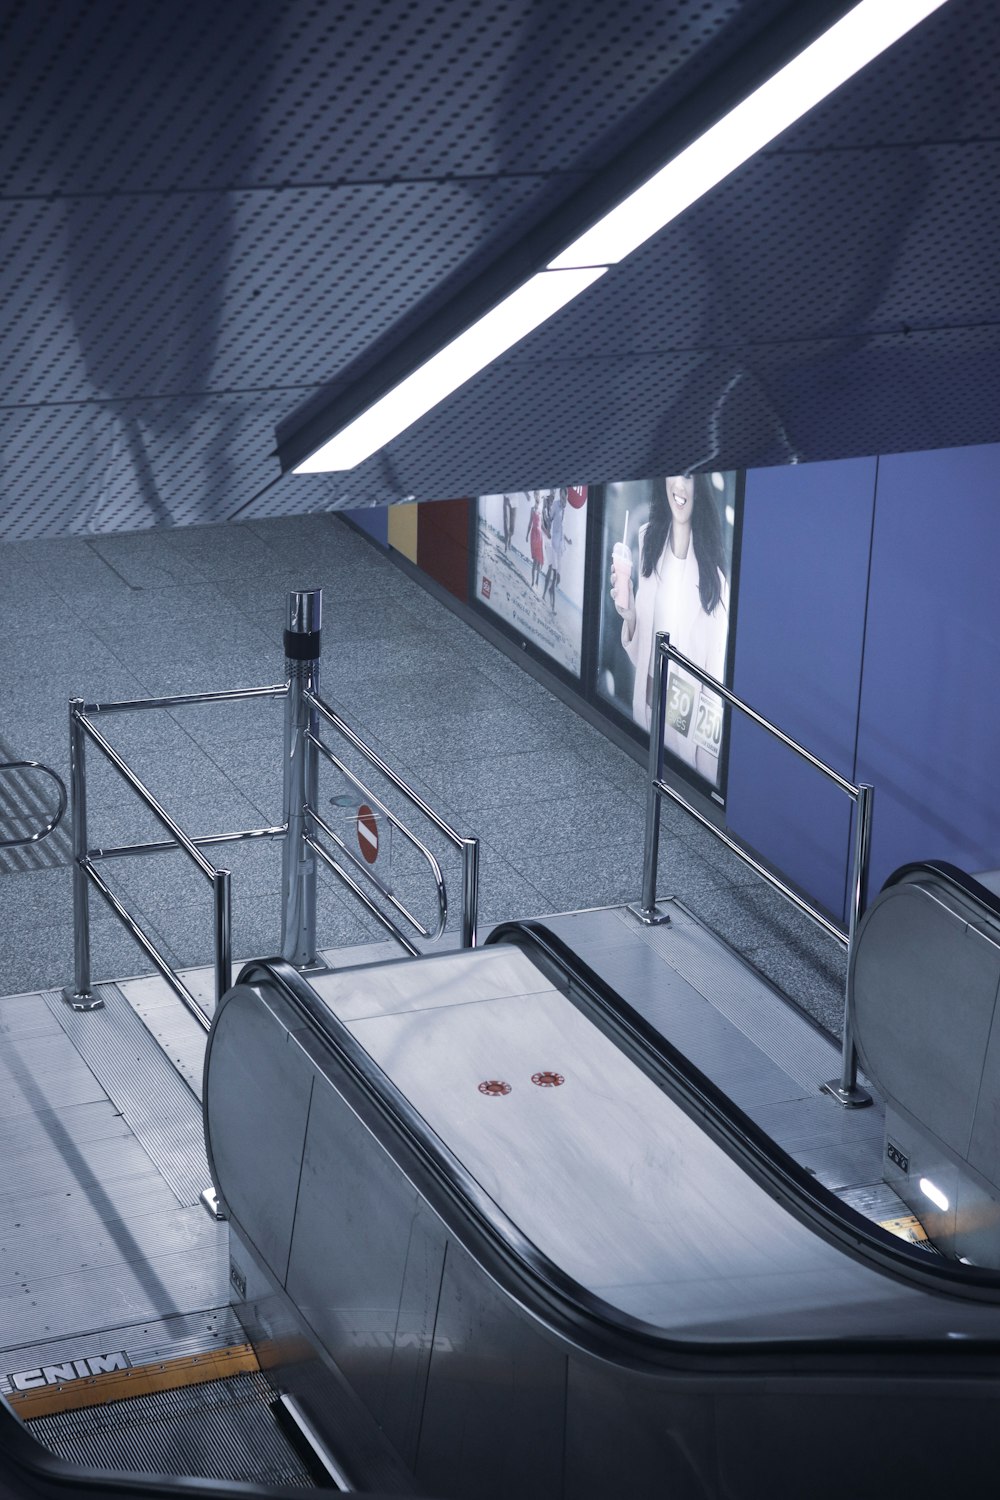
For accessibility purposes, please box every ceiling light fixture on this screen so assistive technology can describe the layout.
[293,268,606,473]
[550,0,948,270]
[294,0,948,474]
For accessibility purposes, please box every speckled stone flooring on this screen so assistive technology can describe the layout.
[0,514,845,1033]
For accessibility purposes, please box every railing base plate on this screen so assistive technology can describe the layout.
[61,987,104,1011]
[820,1079,873,1108]
[626,902,672,927]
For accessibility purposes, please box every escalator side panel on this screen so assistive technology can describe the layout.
[204,959,1000,1499]
[565,1360,714,1500]
[714,1386,999,1498]
[207,987,317,1286]
[282,1076,446,1469]
[851,869,1000,1263]
[851,885,999,1155]
[415,1244,570,1500]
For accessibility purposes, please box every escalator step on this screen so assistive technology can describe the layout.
[24,1369,314,1488]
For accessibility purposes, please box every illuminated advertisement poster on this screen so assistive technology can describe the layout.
[474,487,588,677]
[596,472,742,793]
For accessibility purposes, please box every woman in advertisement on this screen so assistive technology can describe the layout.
[609,473,729,781]
[543,487,569,611]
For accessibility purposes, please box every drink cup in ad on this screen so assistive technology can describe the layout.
[612,541,632,609]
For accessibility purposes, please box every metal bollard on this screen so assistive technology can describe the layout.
[460,836,479,948]
[280,589,322,968]
[629,631,672,927]
[63,697,102,1010]
[822,781,874,1107]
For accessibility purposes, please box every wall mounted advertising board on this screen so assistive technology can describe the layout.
[594,471,743,798]
[473,487,589,678]
[468,471,742,803]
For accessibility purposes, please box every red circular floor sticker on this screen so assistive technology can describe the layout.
[531,1071,565,1087]
[478,1080,511,1096]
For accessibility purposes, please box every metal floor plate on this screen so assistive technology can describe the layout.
[0,985,231,1364]
[541,903,886,1198]
[42,984,211,1207]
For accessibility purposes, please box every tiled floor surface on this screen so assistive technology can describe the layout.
[0,515,845,1032]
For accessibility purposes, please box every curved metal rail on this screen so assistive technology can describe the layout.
[305,728,448,950]
[0,759,67,849]
[303,688,478,954]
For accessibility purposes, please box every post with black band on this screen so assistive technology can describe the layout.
[280,589,322,967]
[62,697,102,1010]
[629,631,671,926]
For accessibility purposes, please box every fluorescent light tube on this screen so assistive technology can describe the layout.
[294,267,606,473]
[549,0,949,270]
[295,0,946,472]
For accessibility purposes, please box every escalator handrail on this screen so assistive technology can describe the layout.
[490,921,1000,1302]
[205,945,1000,1383]
[880,859,1000,929]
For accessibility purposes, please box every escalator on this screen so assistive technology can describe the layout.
[202,902,1000,1500]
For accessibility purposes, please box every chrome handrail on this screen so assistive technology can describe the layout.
[61,686,287,1018]
[305,727,448,942]
[637,631,873,1108]
[61,591,480,1023]
[78,714,218,881]
[307,832,419,959]
[0,760,68,849]
[304,686,479,951]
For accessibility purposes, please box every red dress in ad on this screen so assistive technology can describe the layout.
[528,508,544,564]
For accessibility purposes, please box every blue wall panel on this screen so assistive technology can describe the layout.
[726,458,876,920]
[856,445,1000,892]
[345,506,388,547]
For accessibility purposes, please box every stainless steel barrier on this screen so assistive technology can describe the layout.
[0,760,67,849]
[279,588,479,962]
[62,685,287,1019]
[636,631,873,1108]
[64,588,479,1015]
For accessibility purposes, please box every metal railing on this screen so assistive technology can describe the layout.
[63,589,479,1017]
[63,685,288,1022]
[279,589,479,963]
[0,760,67,849]
[635,631,873,1108]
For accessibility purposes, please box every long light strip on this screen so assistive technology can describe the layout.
[294,268,605,473]
[550,0,948,271]
[295,0,948,474]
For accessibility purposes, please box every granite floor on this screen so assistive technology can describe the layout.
[0,514,846,1033]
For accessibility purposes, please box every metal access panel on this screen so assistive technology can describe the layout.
[851,865,1000,1266]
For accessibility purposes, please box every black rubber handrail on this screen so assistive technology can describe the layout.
[207,946,1000,1384]
[488,920,1000,1303]
[882,859,1000,928]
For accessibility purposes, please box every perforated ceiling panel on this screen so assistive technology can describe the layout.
[1,0,997,539]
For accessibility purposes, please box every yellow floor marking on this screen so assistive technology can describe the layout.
[11,1343,260,1419]
[878,1213,929,1245]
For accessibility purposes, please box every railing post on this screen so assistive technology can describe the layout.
[822,781,874,1108]
[62,698,102,1010]
[280,589,322,968]
[628,631,671,926]
[213,867,233,1008]
[460,836,479,948]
